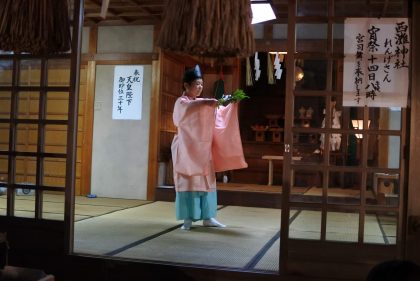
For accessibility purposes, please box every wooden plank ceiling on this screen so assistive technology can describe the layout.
[83,0,406,26]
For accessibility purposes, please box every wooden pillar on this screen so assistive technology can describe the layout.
[80,26,98,196]
[406,0,420,264]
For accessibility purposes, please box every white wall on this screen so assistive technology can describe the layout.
[97,25,153,53]
[81,26,90,54]
[90,65,151,199]
[86,25,154,200]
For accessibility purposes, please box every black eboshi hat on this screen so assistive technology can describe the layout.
[183,64,202,84]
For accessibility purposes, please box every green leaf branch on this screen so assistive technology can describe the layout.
[217,89,250,106]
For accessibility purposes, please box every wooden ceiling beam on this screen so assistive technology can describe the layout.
[84,18,160,26]
[126,0,162,20]
[85,13,120,18]
[116,12,157,17]
[100,0,110,18]
[86,0,118,17]
[81,0,405,26]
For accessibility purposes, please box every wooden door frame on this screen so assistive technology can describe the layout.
[279,0,296,274]
[146,56,162,200]
[280,0,410,277]
[78,26,98,196]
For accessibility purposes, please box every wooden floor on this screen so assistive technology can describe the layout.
[158,182,309,194]
[217,183,309,194]
[156,182,378,209]
[155,183,283,208]
[218,182,282,193]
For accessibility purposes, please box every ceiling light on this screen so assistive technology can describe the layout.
[251,1,276,24]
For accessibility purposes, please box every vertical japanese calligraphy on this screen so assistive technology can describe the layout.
[112,66,144,120]
[394,21,409,69]
[354,33,364,104]
[366,25,381,101]
[343,18,409,107]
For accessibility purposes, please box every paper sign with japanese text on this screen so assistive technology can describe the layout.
[343,18,409,107]
[112,65,144,119]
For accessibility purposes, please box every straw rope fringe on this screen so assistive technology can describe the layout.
[0,0,71,54]
[246,57,253,86]
[158,0,255,58]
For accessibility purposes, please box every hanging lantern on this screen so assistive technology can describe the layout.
[295,66,304,82]
[157,0,255,58]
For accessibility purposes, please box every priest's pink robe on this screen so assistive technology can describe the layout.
[212,101,248,172]
[171,96,247,192]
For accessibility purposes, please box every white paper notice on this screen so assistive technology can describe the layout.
[112,65,144,120]
[343,18,409,107]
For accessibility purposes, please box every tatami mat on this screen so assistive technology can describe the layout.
[289,210,321,240]
[253,238,280,272]
[0,193,397,272]
[325,211,360,242]
[377,214,397,242]
[113,205,282,269]
[1,193,145,207]
[381,224,397,237]
[74,201,178,255]
[73,201,394,271]
[289,210,390,243]
[329,212,384,243]
[116,227,272,268]
[0,194,150,221]
[364,214,389,244]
